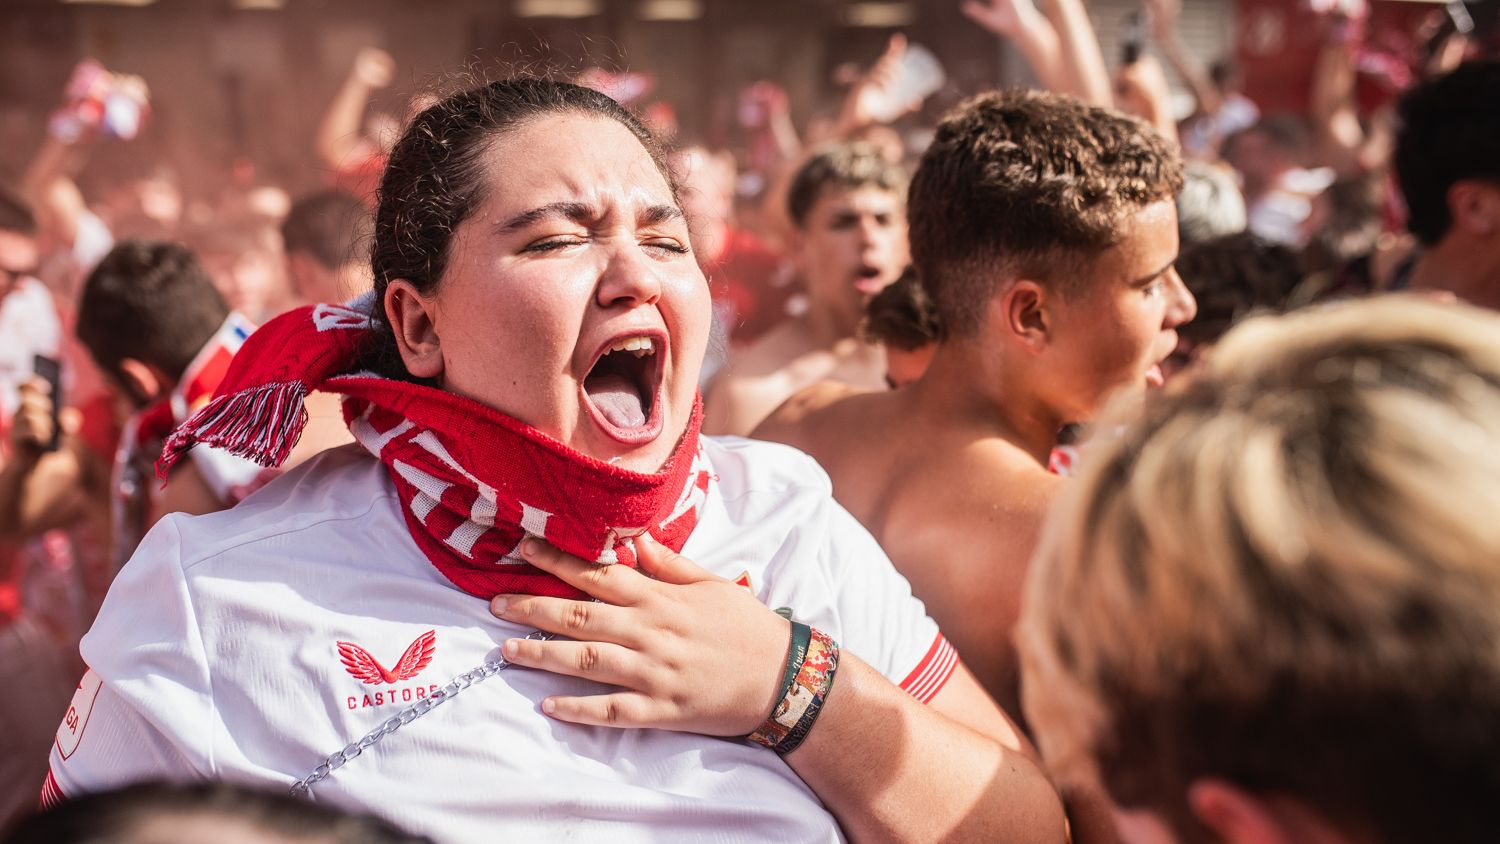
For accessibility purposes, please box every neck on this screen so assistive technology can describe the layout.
[803,301,860,348]
[905,339,1062,465]
[335,262,373,302]
[1410,235,1500,310]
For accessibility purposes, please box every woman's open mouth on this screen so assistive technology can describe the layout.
[580,332,667,446]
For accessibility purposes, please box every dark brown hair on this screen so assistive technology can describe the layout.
[283,189,373,271]
[861,266,939,351]
[1395,59,1500,245]
[364,78,673,377]
[908,89,1182,338]
[785,142,906,229]
[77,240,228,380]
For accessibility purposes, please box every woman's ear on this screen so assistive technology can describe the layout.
[385,280,444,380]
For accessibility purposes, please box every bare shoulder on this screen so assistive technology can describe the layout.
[705,323,827,436]
[752,380,870,445]
[890,437,1064,551]
[721,321,819,380]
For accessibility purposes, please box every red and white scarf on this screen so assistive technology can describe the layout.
[160,301,713,601]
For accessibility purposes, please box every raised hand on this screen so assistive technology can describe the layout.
[961,0,1040,40]
[352,47,396,90]
[11,378,58,453]
[491,535,791,736]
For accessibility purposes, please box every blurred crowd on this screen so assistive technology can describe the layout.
[2,0,1499,842]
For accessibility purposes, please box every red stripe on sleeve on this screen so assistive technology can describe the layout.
[39,768,66,809]
[898,633,959,704]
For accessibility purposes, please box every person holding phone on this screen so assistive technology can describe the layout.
[0,186,75,834]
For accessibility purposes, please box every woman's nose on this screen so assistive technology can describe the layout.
[596,245,664,309]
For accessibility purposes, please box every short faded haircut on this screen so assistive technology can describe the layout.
[1020,295,1500,844]
[786,142,906,229]
[908,90,1182,338]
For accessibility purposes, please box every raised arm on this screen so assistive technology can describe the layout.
[1145,0,1222,118]
[1041,0,1114,106]
[315,47,394,171]
[962,0,1070,94]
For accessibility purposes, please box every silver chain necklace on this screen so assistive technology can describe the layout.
[289,630,554,798]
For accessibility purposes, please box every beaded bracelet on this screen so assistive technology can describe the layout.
[747,622,841,756]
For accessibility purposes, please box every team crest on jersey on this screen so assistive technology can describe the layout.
[337,630,437,685]
[55,669,103,759]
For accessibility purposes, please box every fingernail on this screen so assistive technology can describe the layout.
[491,596,510,616]
[541,698,556,715]
[503,639,519,658]
[522,539,540,558]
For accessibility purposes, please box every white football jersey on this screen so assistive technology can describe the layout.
[46,438,956,842]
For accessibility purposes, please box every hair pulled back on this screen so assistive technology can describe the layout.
[365,78,671,376]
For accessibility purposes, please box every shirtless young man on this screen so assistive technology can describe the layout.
[755,90,1196,718]
[703,142,907,435]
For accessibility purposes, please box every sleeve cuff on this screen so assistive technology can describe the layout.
[898,633,959,704]
[40,768,66,809]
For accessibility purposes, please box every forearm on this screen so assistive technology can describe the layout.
[23,136,86,248]
[1158,35,1220,115]
[0,449,86,539]
[1010,13,1070,94]
[1043,0,1113,106]
[1309,39,1363,172]
[316,78,374,167]
[785,654,1067,843]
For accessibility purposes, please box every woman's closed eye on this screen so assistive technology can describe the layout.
[523,236,589,254]
[641,237,690,257]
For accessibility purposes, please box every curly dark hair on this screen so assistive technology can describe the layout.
[364,78,673,378]
[908,89,1183,339]
[1174,232,1303,347]
[786,142,907,228]
[1395,60,1500,245]
[860,266,940,351]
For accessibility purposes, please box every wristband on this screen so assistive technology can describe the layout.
[746,623,840,756]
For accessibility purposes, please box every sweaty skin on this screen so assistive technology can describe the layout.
[755,200,1194,720]
[705,185,907,436]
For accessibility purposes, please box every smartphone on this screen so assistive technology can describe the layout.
[32,355,63,452]
[1122,11,1145,65]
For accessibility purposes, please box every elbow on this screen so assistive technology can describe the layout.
[1004,755,1072,844]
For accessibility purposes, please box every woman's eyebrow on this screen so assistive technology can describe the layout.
[496,201,595,233]
[639,204,686,227]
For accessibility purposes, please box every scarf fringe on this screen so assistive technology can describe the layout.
[156,381,311,480]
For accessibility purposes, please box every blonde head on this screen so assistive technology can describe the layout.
[1019,294,1500,842]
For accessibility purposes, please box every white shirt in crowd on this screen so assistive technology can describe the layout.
[47,436,957,843]
[0,278,62,423]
